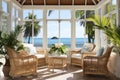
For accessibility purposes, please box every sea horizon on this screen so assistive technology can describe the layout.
[24,38,88,48]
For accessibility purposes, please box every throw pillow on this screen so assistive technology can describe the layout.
[23,43,37,55]
[96,47,104,56]
[80,45,92,54]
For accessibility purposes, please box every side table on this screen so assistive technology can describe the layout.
[47,55,67,71]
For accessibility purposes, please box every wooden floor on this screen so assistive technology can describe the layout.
[0,64,120,80]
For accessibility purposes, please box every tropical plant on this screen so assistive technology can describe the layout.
[0,25,24,55]
[49,43,67,55]
[24,13,41,43]
[88,15,120,54]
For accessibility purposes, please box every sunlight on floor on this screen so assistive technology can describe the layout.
[31,66,83,80]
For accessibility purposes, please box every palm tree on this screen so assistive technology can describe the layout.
[24,13,41,43]
[76,10,95,43]
[86,21,95,43]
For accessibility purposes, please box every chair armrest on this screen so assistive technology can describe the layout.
[13,55,38,66]
[23,55,38,65]
[23,55,38,60]
[37,49,45,54]
[82,51,96,59]
[83,56,99,65]
[70,49,81,55]
[84,56,99,60]
[83,55,107,68]
[69,50,81,59]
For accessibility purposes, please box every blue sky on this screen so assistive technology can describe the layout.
[23,10,85,38]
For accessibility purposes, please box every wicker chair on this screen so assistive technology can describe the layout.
[6,47,38,78]
[36,49,47,66]
[83,46,113,75]
[70,43,96,66]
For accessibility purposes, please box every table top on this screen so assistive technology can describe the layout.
[48,54,67,58]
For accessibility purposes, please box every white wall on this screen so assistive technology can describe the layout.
[108,52,120,78]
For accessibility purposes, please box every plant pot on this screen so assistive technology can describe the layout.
[2,58,10,77]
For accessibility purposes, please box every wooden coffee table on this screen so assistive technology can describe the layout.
[47,55,67,71]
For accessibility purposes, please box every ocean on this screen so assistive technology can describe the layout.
[24,38,88,48]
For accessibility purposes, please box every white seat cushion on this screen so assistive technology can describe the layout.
[35,54,45,58]
[71,54,81,59]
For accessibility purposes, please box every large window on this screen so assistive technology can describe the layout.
[112,0,116,10]
[75,10,94,47]
[47,10,71,48]
[11,3,21,31]
[23,10,43,47]
[2,0,7,13]
[75,21,85,47]
[1,15,7,32]
[22,9,95,48]
[1,0,8,32]
[111,0,117,25]
[75,10,85,47]
[106,3,111,14]
[105,0,116,25]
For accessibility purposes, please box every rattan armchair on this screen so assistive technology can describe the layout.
[36,49,47,66]
[70,43,96,66]
[6,47,38,78]
[83,46,113,75]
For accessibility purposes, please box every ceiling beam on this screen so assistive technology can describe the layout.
[92,0,96,5]
[12,0,22,8]
[31,0,33,5]
[72,0,74,5]
[85,0,87,5]
[58,0,60,5]
[22,0,26,5]
[44,0,46,5]
[96,0,109,9]
[23,5,96,10]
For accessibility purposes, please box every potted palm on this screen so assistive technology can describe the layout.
[0,25,24,77]
[88,15,120,53]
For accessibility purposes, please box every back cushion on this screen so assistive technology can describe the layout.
[96,47,104,56]
[80,43,94,53]
[23,43,37,55]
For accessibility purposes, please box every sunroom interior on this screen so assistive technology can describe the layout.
[0,0,120,80]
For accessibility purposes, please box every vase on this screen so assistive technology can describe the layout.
[2,57,10,77]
